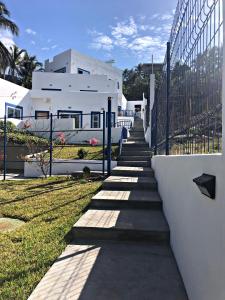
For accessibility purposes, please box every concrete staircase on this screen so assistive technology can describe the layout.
[29,117,188,300]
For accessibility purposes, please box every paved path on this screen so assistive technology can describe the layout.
[29,117,188,300]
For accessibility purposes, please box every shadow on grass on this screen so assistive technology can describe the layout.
[0,181,77,206]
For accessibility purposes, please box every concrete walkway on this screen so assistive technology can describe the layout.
[29,117,188,300]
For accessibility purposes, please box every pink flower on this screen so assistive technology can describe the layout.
[22,120,32,129]
[56,132,66,144]
[89,138,98,146]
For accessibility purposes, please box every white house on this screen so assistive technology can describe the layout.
[0,49,134,143]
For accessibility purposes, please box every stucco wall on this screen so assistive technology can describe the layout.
[44,49,122,94]
[32,72,117,93]
[152,154,225,300]
[0,78,31,119]
[24,159,117,177]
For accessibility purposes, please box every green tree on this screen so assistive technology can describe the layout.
[8,45,26,82]
[20,53,43,89]
[0,2,19,70]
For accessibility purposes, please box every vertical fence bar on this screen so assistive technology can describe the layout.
[3,115,7,180]
[165,41,171,155]
[102,110,105,175]
[154,95,158,156]
[49,113,53,177]
[107,97,112,176]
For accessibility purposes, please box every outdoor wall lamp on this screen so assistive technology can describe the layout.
[193,173,216,199]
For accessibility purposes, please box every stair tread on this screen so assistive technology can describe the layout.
[28,241,188,300]
[104,176,156,184]
[74,209,169,232]
[112,166,153,172]
[92,190,161,202]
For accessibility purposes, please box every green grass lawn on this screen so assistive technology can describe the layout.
[0,176,102,300]
[52,145,119,160]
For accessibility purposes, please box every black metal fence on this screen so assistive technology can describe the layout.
[0,100,123,179]
[151,0,223,155]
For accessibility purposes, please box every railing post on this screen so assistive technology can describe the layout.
[102,110,105,175]
[49,113,53,177]
[154,94,158,156]
[165,41,171,155]
[3,115,7,180]
[107,97,112,176]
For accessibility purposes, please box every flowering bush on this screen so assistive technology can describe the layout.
[22,120,32,130]
[56,132,66,145]
[89,138,99,146]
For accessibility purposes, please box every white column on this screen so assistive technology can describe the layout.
[148,74,156,146]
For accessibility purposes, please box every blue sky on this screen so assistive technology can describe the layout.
[1,0,177,69]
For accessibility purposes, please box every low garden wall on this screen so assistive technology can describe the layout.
[24,159,117,177]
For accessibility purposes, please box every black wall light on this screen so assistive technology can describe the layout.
[193,173,216,199]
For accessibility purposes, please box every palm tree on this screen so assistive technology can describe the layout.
[0,2,19,70]
[20,52,43,88]
[8,45,26,82]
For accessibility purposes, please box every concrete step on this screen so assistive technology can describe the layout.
[123,143,149,150]
[119,155,151,162]
[28,241,188,300]
[72,209,169,243]
[102,176,157,191]
[129,132,144,137]
[121,150,151,156]
[118,161,151,167]
[112,166,154,177]
[128,137,146,142]
[91,190,162,209]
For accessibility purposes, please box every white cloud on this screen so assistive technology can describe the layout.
[51,44,58,49]
[47,38,52,43]
[31,40,36,45]
[91,33,113,51]
[25,28,36,35]
[0,30,15,49]
[41,47,50,51]
[88,13,174,62]
[112,17,137,38]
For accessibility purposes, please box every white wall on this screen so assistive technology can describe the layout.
[44,49,122,94]
[0,79,31,119]
[18,118,122,144]
[152,154,225,300]
[30,90,119,125]
[126,100,143,112]
[24,159,117,177]
[32,72,117,93]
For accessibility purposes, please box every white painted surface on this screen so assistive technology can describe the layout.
[152,154,225,300]
[126,100,143,112]
[44,49,122,94]
[17,118,122,144]
[0,79,31,119]
[24,159,117,177]
[32,72,117,93]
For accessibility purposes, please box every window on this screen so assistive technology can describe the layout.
[106,112,116,127]
[57,110,82,128]
[77,68,90,75]
[6,103,23,119]
[117,82,120,89]
[54,67,66,73]
[35,111,49,119]
[91,112,101,128]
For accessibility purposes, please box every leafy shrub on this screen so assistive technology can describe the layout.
[83,166,91,177]
[0,131,49,146]
[0,120,16,132]
[77,148,88,159]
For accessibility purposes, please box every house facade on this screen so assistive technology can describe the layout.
[0,49,134,143]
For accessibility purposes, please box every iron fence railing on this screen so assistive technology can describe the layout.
[151,0,223,155]
[0,100,117,179]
